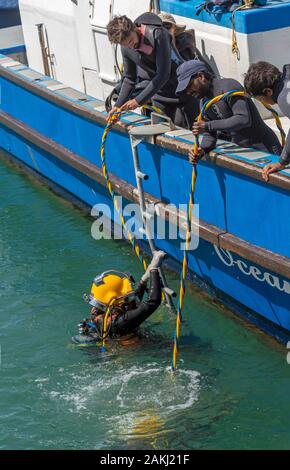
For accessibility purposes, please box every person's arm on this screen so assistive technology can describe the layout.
[115,49,137,107]
[192,116,217,154]
[134,280,147,301]
[134,29,172,106]
[205,96,252,133]
[262,131,290,181]
[200,130,218,153]
[112,270,162,334]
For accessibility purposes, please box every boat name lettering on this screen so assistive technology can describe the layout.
[214,246,290,295]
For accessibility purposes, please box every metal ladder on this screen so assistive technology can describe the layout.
[129,121,177,314]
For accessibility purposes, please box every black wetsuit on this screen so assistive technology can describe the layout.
[175,30,214,75]
[272,64,290,166]
[115,12,198,129]
[83,270,162,340]
[200,77,282,155]
[110,270,162,336]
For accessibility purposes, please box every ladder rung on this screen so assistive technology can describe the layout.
[136,171,149,180]
[162,287,177,298]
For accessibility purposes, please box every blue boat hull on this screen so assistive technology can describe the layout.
[0,55,289,343]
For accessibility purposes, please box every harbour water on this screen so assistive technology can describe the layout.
[1,153,290,450]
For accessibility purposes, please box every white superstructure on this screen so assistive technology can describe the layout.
[17,0,252,100]
[18,0,290,128]
[18,0,153,100]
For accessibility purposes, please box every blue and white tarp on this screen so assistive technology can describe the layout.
[0,1,19,9]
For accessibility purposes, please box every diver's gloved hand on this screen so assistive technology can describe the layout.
[141,250,166,283]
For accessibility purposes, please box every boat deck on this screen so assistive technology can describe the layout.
[0,54,289,182]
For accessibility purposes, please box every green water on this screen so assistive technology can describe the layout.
[1,155,290,451]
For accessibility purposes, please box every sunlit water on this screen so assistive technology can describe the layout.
[0,154,290,450]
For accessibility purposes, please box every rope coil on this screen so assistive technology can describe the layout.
[232,0,254,60]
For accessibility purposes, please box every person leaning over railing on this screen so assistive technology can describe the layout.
[244,61,290,181]
[175,60,282,165]
[106,12,198,129]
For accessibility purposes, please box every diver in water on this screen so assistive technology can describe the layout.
[73,251,166,344]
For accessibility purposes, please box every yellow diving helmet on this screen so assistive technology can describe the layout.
[87,271,136,312]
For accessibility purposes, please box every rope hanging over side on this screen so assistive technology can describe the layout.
[101,107,170,310]
[100,111,148,273]
[171,86,286,371]
[232,0,254,60]
[172,163,197,371]
[172,106,201,371]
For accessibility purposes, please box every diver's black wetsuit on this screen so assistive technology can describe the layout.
[85,270,162,339]
[110,270,162,336]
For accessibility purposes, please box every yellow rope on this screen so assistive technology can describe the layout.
[101,109,169,310]
[232,0,254,60]
[172,86,286,371]
[172,163,197,371]
[255,99,286,146]
[200,91,286,146]
[142,104,164,115]
[172,101,202,371]
[100,298,116,352]
[100,110,148,272]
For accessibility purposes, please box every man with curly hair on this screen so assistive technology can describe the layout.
[244,61,290,181]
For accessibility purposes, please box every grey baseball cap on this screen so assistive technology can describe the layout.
[176,60,209,94]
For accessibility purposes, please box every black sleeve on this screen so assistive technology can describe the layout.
[134,281,147,301]
[112,270,162,334]
[134,29,172,106]
[115,48,137,107]
[200,130,218,153]
[205,96,252,133]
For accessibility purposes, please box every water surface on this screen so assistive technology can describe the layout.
[0,155,289,450]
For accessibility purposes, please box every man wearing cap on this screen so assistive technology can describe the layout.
[176,60,282,163]
[106,12,198,128]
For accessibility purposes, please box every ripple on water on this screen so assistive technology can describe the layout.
[34,363,200,444]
